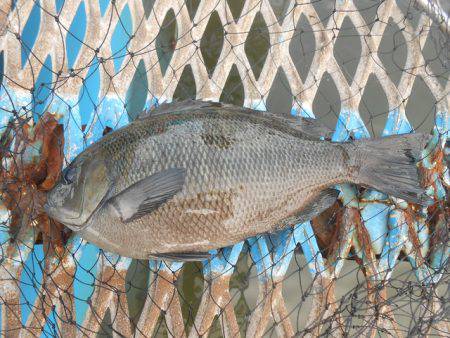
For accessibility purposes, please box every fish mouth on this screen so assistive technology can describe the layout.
[44,179,112,231]
[44,192,109,232]
[43,201,84,229]
[44,202,66,224]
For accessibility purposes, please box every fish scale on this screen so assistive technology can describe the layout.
[80,115,344,257]
[45,101,431,260]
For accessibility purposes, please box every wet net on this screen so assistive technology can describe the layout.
[0,0,449,337]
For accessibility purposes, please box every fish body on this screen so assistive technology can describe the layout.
[45,101,430,260]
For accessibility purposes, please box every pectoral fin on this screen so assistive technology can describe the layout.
[148,251,211,262]
[107,168,186,223]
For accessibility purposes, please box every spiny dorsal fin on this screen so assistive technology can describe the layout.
[260,112,333,140]
[138,99,222,119]
[107,168,186,223]
[138,100,332,140]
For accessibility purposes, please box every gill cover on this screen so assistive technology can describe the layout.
[46,154,110,230]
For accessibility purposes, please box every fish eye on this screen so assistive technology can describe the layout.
[62,167,76,185]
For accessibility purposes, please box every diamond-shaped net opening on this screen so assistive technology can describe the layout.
[0,0,449,337]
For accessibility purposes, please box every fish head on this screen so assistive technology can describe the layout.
[45,152,110,230]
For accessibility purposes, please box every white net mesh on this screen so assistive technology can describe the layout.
[0,0,449,337]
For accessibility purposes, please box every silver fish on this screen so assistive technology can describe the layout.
[45,100,431,261]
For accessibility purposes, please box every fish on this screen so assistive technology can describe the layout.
[44,100,432,261]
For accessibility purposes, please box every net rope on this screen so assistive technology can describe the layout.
[0,0,449,337]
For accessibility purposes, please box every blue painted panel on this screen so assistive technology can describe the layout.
[204,242,243,277]
[430,225,449,275]
[49,96,84,161]
[21,1,41,68]
[360,203,389,255]
[291,104,315,119]
[332,107,370,142]
[378,209,407,280]
[66,1,87,70]
[40,309,59,337]
[270,228,297,278]
[3,2,449,325]
[293,222,326,275]
[0,83,32,129]
[55,0,64,14]
[144,96,159,112]
[78,58,100,127]
[247,229,296,281]
[248,236,273,282]
[435,111,449,138]
[99,0,110,17]
[111,5,133,73]
[73,241,99,325]
[382,109,413,136]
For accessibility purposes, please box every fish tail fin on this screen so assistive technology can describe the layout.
[350,133,432,205]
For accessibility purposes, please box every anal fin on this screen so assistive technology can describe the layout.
[281,188,340,226]
[148,251,211,262]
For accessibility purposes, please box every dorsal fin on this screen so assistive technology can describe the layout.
[258,111,333,140]
[138,99,332,140]
[138,99,222,119]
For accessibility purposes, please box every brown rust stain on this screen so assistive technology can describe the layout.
[419,143,447,202]
[0,113,67,253]
[312,201,343,258]
[413,141,450,263]
[415,141,449,261]
[352,207,379,277]
[428,208,448,258]
[404,207,427,264]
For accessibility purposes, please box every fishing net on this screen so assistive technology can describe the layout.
[0,0,449,336]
